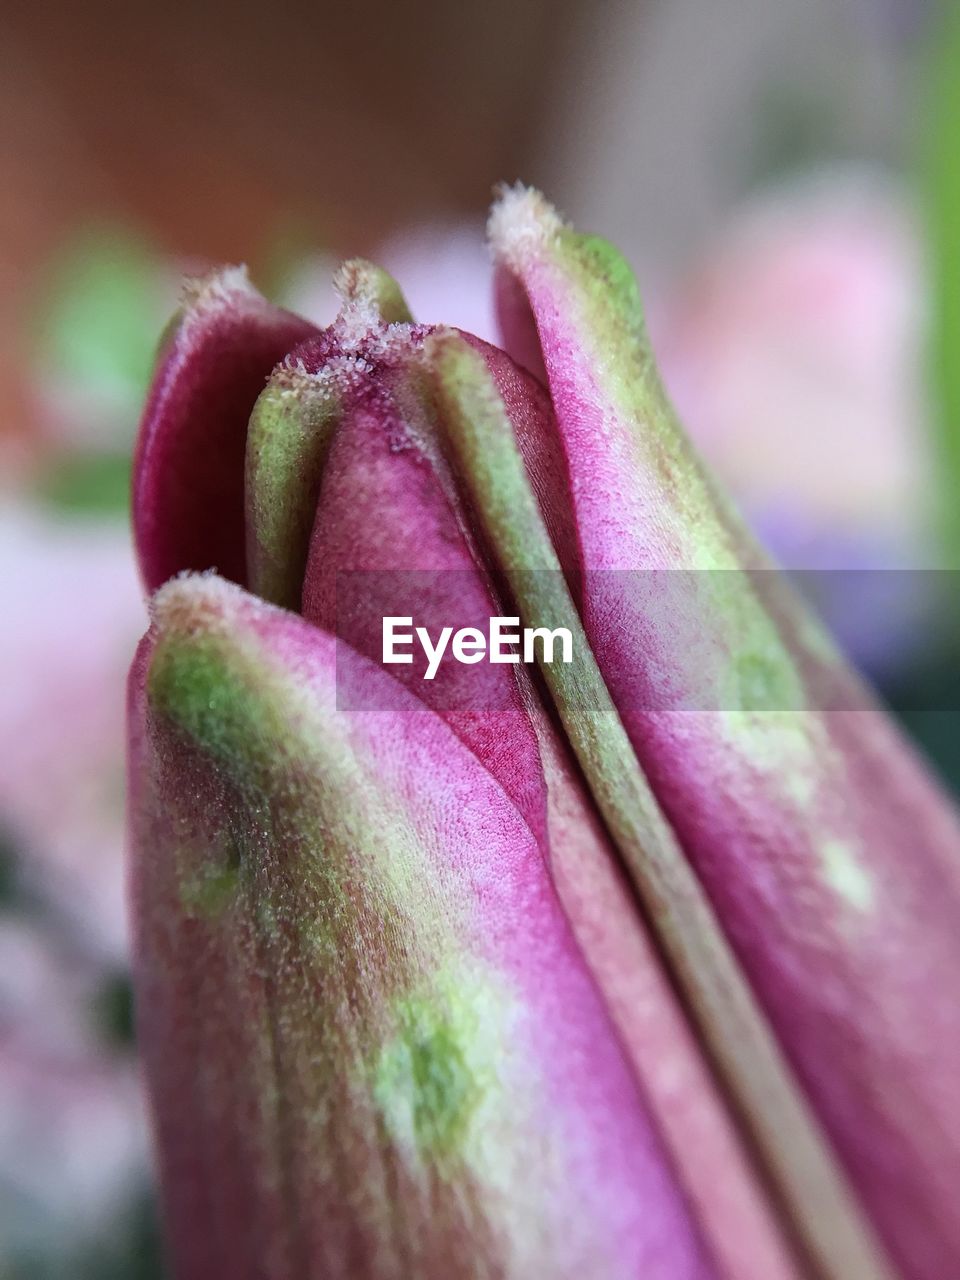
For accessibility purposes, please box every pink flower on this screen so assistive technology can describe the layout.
[653,174,930,570]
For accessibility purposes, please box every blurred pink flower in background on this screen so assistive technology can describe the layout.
[653,171,933,571]
[0,503,149,1268]
[650,172,937,672]
[0,505,144,960]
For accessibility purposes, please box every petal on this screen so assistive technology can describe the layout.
[129,572,717,1280]
[245,261,413,609]
[245,362,339,609]
[301,318,549,846]
[428,326,895,1280]
[535,723,803,1280]
[133,268,317,592]
[488,185,960,1280]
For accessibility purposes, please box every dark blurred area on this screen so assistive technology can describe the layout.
[3,0,958,1275]
[0,0,580,430]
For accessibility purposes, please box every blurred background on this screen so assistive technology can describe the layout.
[3,0,959,1273]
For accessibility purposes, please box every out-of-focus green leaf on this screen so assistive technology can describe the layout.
[34,229,165,401]
[35,452,131,517]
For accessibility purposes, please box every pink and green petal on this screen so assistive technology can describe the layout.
[133,268,317,591]
[333,257,414,326]
[299,315,549,844]
[130,573,718,1280]
[535,724,802,1280]
[428,328,895,1280]
[489,185,960,1280]
[245,261,414,609]
[244,365,339,610]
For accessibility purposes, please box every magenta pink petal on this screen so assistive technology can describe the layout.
[133,268,316,591]
[129,572,720,1280]
[489,184,960,1280]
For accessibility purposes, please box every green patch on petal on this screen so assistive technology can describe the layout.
[373,973,516,1161]
[732,652,793,712]
[148,633,289,790]
[723,645,803,714]
[246,374,339,609]
[544,225,742,572]
[558,230,648,350]
[821,838,874,913]
[556,230,656,423]
[374,996,479,1155]
[718,710,818,805]
[179,838,242,918]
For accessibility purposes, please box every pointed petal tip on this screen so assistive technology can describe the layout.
[487,183,566,273]
[145,573,304,786]
[149,571,310,658]
[133,262,318,594]
[179,264,258,317]
[421,323,462,361]
[149,571,252,646]
[332,257,413,326]
[146,578,289,680]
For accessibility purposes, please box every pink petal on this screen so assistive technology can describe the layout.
[129,572,718,1280]
[133,268,316,591]
[489,184,960,1280]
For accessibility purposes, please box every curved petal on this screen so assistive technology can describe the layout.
[133,268,317,591]
[428,327,896,1280]
[244,261,412,609]
[128,572,717,1280]
[488,184,960,1280]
